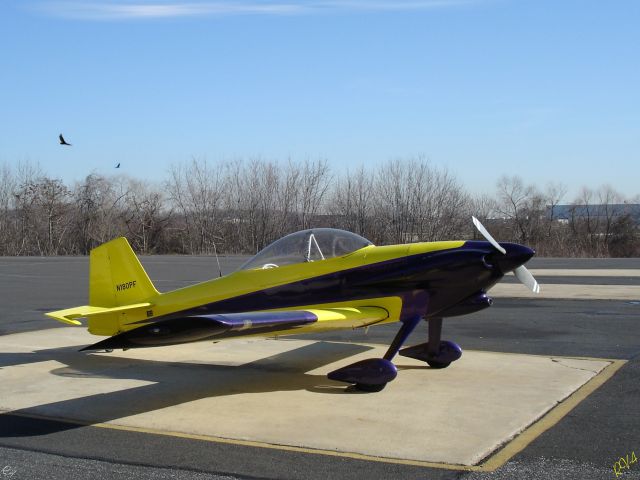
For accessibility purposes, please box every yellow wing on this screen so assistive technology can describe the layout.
[81,306,389,350]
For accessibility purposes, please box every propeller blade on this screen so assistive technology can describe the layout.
[514,265,540,294]
[472,216,506,254]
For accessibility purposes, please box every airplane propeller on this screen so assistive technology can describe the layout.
[472,216,505,254]
[513,263,540,293]
[472,216,540,294]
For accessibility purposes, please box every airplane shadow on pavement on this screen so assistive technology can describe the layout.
[0,341,374,437]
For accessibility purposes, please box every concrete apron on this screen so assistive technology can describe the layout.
[0,328,612,467]
[490,283,640,300]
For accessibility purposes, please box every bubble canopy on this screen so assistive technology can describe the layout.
[239,228,374,270]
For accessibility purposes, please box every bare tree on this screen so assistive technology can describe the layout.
[328,166,375,238]
[35,178,72,255]
[609,213,640,257]
[495,175,545,245]
[0,164,18,254]
[371,158,469,244]
[275,160,302,236]
[166,157,227,254]
[538,182,568,255]
[373,159,413,244]
[121,178,170,254]
[417,163,470,241]
[9,164,74,255]
[597,185,622,249]
[0,157,635,258]
[71,174,128,254]
[469,193,497,239]
[296,159,331,230]
[568,187,600,256]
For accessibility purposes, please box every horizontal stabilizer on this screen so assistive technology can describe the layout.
[46,303,153,326]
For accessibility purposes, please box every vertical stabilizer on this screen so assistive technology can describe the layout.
[89,237,159,307]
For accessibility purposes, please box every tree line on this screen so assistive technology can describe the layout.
[0,158,638,257]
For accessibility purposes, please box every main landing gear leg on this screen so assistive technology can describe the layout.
[428,317,443,359]
[400,317,462,368]
[327,316,423,392]
[384,316,422,362]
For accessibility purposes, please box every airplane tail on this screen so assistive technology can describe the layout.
[89,237,159,307]
[46,237,160,336]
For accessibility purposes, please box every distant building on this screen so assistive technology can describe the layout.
[548,204,640,225]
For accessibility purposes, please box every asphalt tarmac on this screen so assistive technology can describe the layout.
[0,255,639,480]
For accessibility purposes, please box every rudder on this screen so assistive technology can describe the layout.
[89,237,159,308]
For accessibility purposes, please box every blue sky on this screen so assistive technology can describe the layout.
[1,0,638,200]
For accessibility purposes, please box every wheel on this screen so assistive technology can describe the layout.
[354,382,387,392]
[427,360,451,369]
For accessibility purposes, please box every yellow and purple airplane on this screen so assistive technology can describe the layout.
[47,217,539,391]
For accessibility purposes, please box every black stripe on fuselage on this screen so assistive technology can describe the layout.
[137,242,501,326]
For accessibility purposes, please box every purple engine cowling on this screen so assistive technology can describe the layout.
[437,291,493,317]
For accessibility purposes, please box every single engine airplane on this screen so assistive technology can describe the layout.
[47,217,539,391]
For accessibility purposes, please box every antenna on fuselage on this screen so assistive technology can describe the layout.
[212,238,223,278]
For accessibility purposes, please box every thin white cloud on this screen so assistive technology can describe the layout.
[317,0,478,11]
[36,0,482,20]
[37,2,304,20]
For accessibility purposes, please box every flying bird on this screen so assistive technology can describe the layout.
[115,163,120,169]
[59,134,72,146]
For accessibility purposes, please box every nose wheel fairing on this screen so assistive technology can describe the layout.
[400,339,463,369]
[399,317,462,368]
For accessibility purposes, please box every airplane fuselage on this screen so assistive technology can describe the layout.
[90,240,532,339]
